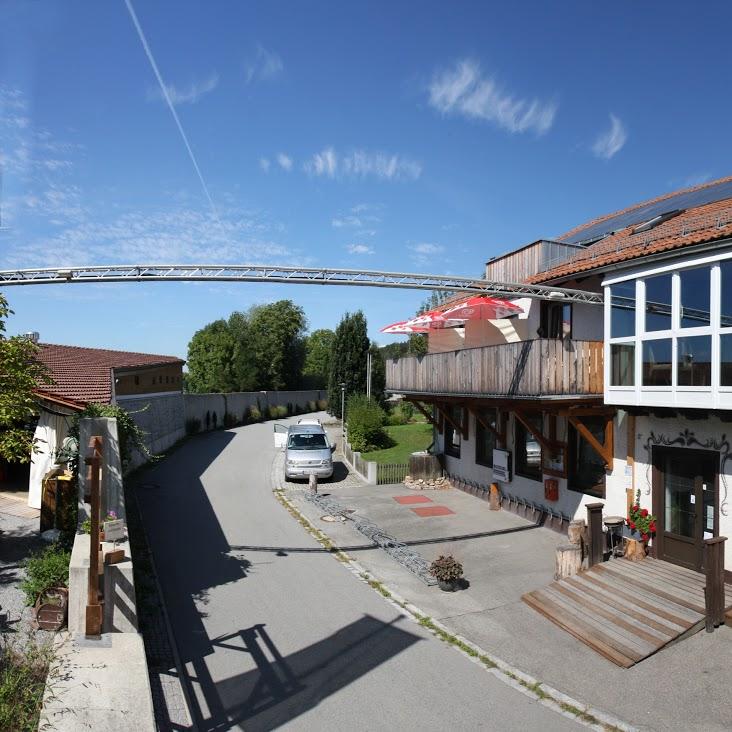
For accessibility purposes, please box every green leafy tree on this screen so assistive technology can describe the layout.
[248,300,307,390]
[369,343,386,404]
[303,328,335,388]
[328,311,369,418]
[0,294,49,462]
[228,311,258,391]
[186,319,238,393]
[408,291,451,356]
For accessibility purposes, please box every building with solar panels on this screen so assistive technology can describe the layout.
[386,174,732,577]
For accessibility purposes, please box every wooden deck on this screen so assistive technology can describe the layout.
[522,557,732,668]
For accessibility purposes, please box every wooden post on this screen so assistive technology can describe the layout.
[555,543,582,580]
[704,536,727,632]
[489,483,501,511]
[586,503,604,568]
[568,520,585,545]
[84,436,104,637]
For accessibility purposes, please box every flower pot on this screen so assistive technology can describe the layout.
[32,587,68,631]
[437,579,459,592]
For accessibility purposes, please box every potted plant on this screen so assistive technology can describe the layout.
[429,555,464,592]
[20,544,71,631]
[626,489,657,560]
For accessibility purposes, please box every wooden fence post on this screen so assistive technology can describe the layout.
[586,503,605,568]
[704,536,727,633]
[84,436,104,637]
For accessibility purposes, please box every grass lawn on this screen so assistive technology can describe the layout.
[361,422,433,464]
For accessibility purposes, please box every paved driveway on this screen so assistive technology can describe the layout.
[134,415,580,731]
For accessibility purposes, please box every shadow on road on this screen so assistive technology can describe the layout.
[192,614,421,731]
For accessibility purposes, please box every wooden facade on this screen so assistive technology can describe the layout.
[386,338,603,399]
[485,240,585,283]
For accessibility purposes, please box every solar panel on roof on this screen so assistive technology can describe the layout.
[561,179,732,245]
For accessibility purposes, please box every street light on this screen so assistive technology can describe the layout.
[340,382,346,441]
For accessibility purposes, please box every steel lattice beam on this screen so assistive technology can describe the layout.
[0,264,602,303]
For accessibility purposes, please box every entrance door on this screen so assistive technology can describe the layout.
[653,447,718,571]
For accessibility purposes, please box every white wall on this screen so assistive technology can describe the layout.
[437,409,628,522]
[632,413,732,571]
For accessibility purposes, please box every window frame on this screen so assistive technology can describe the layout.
[514,413,543,483]
[566,418,607,499]
[474,408,497,468]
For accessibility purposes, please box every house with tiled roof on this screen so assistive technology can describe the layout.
[385,175,732,579]
[24,341,185,510]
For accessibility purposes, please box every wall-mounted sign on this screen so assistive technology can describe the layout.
[493,449,512,482]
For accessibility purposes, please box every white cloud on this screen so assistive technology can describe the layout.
[259,157,271,173]
[147,73,219,106]
[592,114,627,160]
[345,243,374,255]
[276,153,293,171]
[305,148,421,181]
[428,59,557,136]
[408,242,445,266]
[245,45,283,84]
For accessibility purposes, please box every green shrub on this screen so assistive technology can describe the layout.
[249,405,262,422]
[317,399,328,411]
[276,405,288,418]
[20,544,71,605]
[308,400,317,412]
[387,401,415,426]
[346,394,392,452]
[185,417,201,435]
[0,636,53,732]
[223,412,237,429]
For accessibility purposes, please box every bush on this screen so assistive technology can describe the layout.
[308,400,317,412]
[20,544,71,605]
[387,401,415,426]
[346,394,391,452]
[223,412,237,429]
[249,406,262,422]
[185,417,201,435]
[0,636,53,732]
[317,399,328,411]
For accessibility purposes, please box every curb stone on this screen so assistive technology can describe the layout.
[270,470,638,732]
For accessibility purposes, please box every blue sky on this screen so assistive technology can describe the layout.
[1,1,731,359]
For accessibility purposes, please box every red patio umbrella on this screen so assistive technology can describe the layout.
[441,296,523,321]
[406,309,466,329]
[380,320,430,334]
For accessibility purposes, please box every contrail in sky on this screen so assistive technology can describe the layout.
[123,0,223,229]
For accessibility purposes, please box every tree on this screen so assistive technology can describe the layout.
[408,290,451,356]
[248,300,307,390]
[328,311,369,418]
[303,329,335,388]
[186,319,237,393]
[227,311,257,391]
[0,294,49,462]
[369,343,386,404]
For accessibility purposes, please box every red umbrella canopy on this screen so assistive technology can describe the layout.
[407,309,465,329]
[441,296,523,321]
[380,320,430,334]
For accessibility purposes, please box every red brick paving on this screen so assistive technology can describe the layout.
[393,495,433,505]
[410,506,455,517]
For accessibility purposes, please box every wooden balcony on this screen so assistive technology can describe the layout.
[385,339,604,399]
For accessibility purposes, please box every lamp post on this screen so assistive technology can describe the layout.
[340,382,346,442]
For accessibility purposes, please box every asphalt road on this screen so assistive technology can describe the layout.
[135,415,580,732]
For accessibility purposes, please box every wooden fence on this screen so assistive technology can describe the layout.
[386,338,603,397]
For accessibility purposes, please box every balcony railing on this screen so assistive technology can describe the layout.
[386,339,604,398]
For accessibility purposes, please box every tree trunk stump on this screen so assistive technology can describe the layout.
[489,483,501,511]
[568,520,585,546]
[555,543,582,580]
[624,538,646,562]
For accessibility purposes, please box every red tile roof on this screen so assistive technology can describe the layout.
[531,184,732,284]
[35,343,184,405]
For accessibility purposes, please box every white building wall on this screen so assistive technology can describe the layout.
[437,409,629,523]
[632,413,732,571]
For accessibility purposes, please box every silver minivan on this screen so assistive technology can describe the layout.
[274,423,335,480]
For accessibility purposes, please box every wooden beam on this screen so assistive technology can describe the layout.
[468,405,505,444]
[557,407,616,417]
[438,403,464,437]
[513,409,553,453]
[407,400,441,432]
[568,415,614,467]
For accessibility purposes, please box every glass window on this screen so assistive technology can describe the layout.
[610,344,635,386]
[721,334,732,386]
[568,418,607,498]
[679,267,710,328]
[475,409,496,467]
[642,339,672,386]
[610,281,635,338]
[444,406,461,458]
[721,262,732,329]
[645,274,672,332]
[515,415,542,481]
[677,336,711,386]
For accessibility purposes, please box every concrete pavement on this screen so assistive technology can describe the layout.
[133,414,581,731]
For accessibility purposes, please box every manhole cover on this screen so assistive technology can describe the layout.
[321,515,346,523]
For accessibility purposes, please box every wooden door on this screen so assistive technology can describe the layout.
[652,447,718,571]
